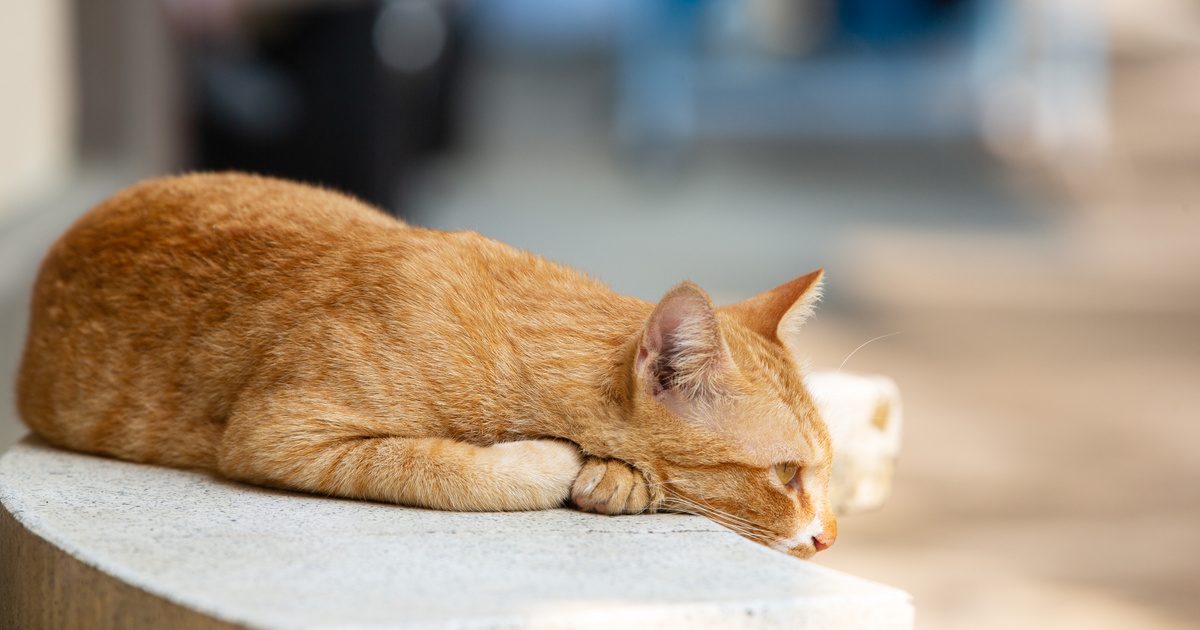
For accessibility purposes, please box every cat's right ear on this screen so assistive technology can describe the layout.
[636,282,730,411]
[721,269,823,352]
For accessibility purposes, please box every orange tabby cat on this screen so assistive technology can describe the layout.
[16,173,836,557]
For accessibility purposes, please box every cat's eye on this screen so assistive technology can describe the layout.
[773,462,800,486]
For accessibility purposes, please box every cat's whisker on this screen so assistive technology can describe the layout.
[666,496,758,527]
[649,484,776,548]
[661,499,771,543]
[660,495,766,534]
[654,491,758,528]
[654,481,764,530]
[678,502,762,533]
[836,331,903,371]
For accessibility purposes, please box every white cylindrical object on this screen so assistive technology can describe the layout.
[806,371,904,515]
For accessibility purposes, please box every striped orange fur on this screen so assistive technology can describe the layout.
[16,173,836,557]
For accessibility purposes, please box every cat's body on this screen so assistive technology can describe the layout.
[17,173,837,557]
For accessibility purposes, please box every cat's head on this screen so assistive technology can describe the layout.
[627,270,836,558]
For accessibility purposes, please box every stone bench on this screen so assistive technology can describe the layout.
[0,372,910,629]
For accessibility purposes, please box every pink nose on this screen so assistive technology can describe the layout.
[812,529,837,551]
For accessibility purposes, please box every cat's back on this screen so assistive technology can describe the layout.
[60,171,398,256]
[15,173,406,465]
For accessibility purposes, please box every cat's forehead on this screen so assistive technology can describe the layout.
[720,389,829,467]
[726,324,809,405]
[719,332,830,467]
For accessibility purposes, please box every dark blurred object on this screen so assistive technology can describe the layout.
[185,0,464,214]
[837,0,967,44]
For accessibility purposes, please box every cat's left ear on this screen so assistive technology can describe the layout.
[636,282,732,409]
[720,269,824,350]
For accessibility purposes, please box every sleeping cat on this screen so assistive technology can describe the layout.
[16,173,837,558]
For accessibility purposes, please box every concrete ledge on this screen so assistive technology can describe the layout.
[0,508,236,630]
[0,437,912,629]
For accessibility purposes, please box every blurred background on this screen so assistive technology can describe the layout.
[1,0,1198,627]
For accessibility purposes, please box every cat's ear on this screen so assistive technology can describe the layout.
[721,269,824,349]
[636,282,730,407]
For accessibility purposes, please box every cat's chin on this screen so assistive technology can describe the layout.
[785,545,819,560]
[769,536,821,559]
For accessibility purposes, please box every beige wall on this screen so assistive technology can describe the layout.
[0,0,72,219]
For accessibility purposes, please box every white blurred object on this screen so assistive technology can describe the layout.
[977,0,1110,165]
[807,370,903,516]
[744,0,833,56]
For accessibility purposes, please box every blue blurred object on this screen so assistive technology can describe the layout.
[461,0,1106,159]
[615,0,1108,158]
[617,0,990,149]
[467,0,622,53]
[838,0,964,44]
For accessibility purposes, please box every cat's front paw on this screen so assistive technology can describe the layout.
[571,458,654,515]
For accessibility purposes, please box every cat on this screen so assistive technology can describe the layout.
[16,172,837,558]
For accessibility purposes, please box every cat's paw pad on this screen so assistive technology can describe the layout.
[571,458,652,515]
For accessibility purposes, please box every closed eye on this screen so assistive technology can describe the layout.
[772,462,801,488]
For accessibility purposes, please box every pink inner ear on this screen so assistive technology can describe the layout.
[639,283,724,401]
[646,286,710,350]
[650,292,702,342]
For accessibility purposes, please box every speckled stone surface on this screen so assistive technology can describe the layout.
[0,436,912,629]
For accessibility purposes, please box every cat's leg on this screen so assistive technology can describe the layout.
[570,458,661,515]
[216,396,583,511]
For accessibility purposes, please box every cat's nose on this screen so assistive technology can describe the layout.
[812,526,837,551]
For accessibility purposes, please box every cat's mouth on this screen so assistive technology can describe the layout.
[769,517,837,558]
[770,536,823,559]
